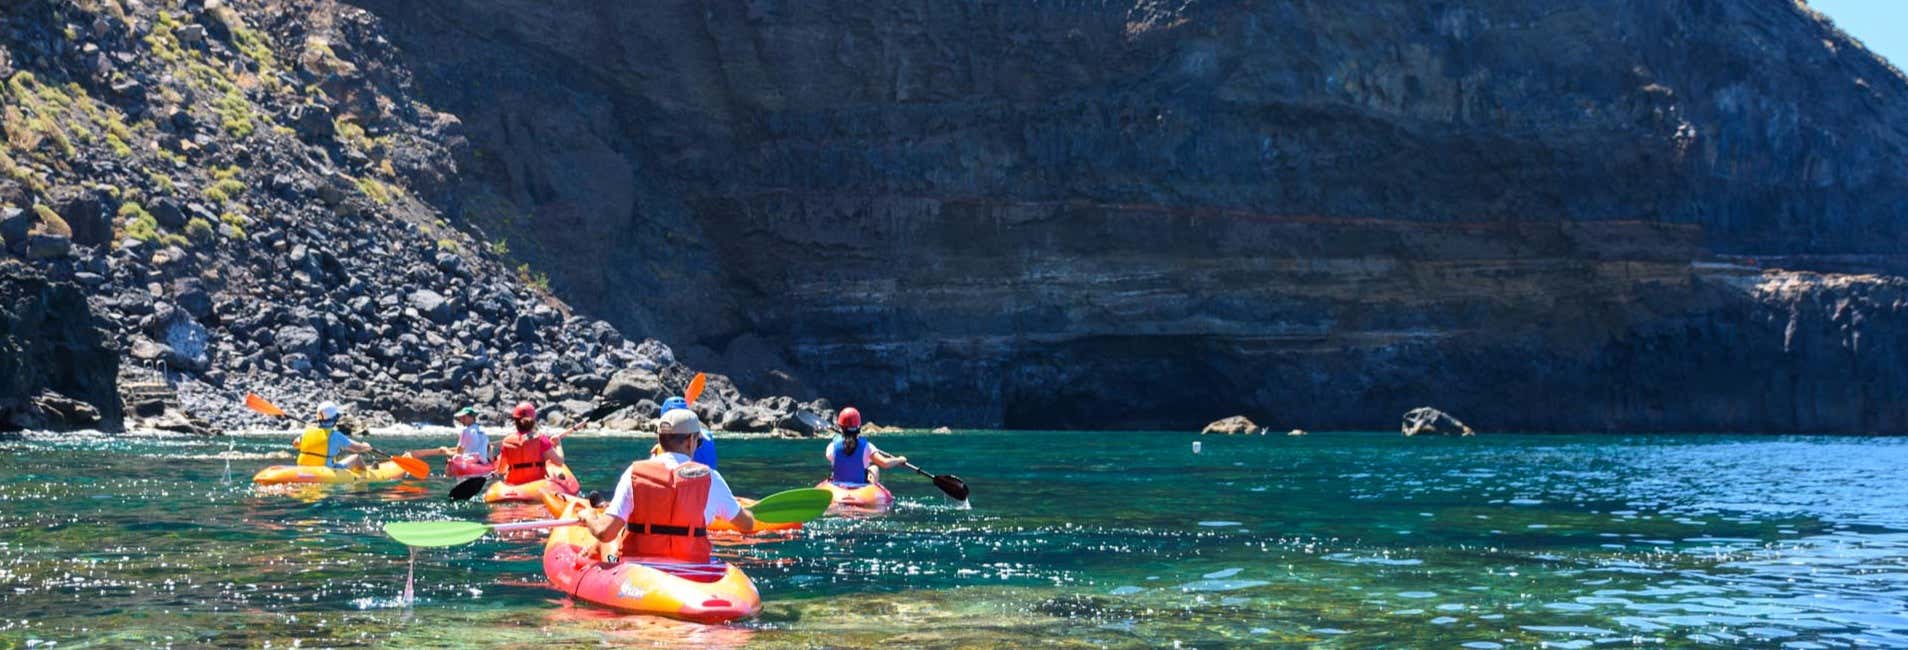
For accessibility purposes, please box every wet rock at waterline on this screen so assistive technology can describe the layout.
[1202,416,1266,436]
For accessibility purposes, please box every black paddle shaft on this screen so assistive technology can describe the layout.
[905,462,970,501]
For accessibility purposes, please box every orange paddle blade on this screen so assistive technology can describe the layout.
[391,454,431,479]
[686,372,707,405]
[244,393,287,418]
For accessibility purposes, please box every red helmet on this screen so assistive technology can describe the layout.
[836,407,862,430]
[511,402,537,420]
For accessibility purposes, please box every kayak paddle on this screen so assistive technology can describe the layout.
[391,488,829,547]
[905,462,970,501]
[384,518,576,547]
[447,419,589,501]
[244,393,287,418]
[243,393,429,479]
[747,487,832,524]
[686,372,707,405]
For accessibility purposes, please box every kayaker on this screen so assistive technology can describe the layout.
[495,402,566,485]
[290,401,372,472]
[824,407,906,485]
[439,406,490,463]
[651,396,719,470]
[582,409,757,561]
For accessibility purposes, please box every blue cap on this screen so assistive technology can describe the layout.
[660,397,688,413]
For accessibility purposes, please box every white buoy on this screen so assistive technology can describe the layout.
[1192,441,1203,454]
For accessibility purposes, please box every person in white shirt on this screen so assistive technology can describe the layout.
[581,409,758,562]
[440,406,492,462]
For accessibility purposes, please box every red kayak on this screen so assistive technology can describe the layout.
[446,455,494,478]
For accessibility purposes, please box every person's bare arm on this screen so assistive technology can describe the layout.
[545,443,566,465]
[583,511,626,543]
[727,508,757,534]
[872,451,908,469]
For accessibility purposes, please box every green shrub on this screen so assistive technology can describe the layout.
[31,204,72,237]
[488,238,509,256]
[105,133,132,157]
[184,217,214,243]
[355,176,392,204]
[216,89,254,137]
[203,178,246,203]
[516,263,550,291]
[212,164,241,180]
[219,212,248,240]
[148,171,175,193]
[118,202,158,242]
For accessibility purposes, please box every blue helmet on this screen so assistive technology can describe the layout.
[660,396,689,413]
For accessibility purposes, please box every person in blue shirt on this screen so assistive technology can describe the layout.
[824,407,907,485]
[654,396,719,470]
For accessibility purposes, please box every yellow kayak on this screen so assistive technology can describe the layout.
[252,461,409,485]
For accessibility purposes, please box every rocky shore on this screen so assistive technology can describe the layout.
[0,0,829,433]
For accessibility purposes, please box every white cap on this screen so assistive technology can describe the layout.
[316,402,342,421]
[658,409,701,435]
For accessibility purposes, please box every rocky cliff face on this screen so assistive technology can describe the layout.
[0,0,825,432]
[4,0,1905,432]
[343,0,1908,431]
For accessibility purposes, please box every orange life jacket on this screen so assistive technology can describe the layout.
[617,458,712,563]
[498,432,549,484]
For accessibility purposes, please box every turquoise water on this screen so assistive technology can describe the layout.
[3,430,1907,647]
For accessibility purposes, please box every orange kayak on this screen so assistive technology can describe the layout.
[815,479,894,509]
[484,463,581,503]
[539,493,763,623]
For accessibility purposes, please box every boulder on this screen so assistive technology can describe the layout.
[777,409,832,437]
[52,189,114,246]
[274,323,322,357]
[407,289,455,324]
[173,279,214,322]
[599,368,662,405]
[1201,415,1263,435]
[150,198,187,229]
[25,234,73,259]
[0,206,32,253]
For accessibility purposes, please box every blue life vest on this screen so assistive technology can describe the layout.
[692,429,719,471]
[829,436,868,485]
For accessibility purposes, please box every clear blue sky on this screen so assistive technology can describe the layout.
[1809,0,1908,69]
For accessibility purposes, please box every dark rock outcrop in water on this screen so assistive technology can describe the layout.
[0,263,120,430]
[2,0,1905,432]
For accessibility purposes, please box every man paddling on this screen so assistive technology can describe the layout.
[290,402,372,472]
[439,406,491,463]
[581,409,758,561]
[824,407,907,485]
[651,396,720,470]
[494,402,566,486]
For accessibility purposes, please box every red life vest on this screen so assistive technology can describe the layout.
[498,432,549,484]
[617,458,712,563]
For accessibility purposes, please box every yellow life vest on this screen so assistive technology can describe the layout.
[295,426,334,466]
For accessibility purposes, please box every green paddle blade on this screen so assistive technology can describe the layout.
[749,488,832,524]
[383,521,491,547]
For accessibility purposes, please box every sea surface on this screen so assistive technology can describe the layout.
[2,430,1906,648]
